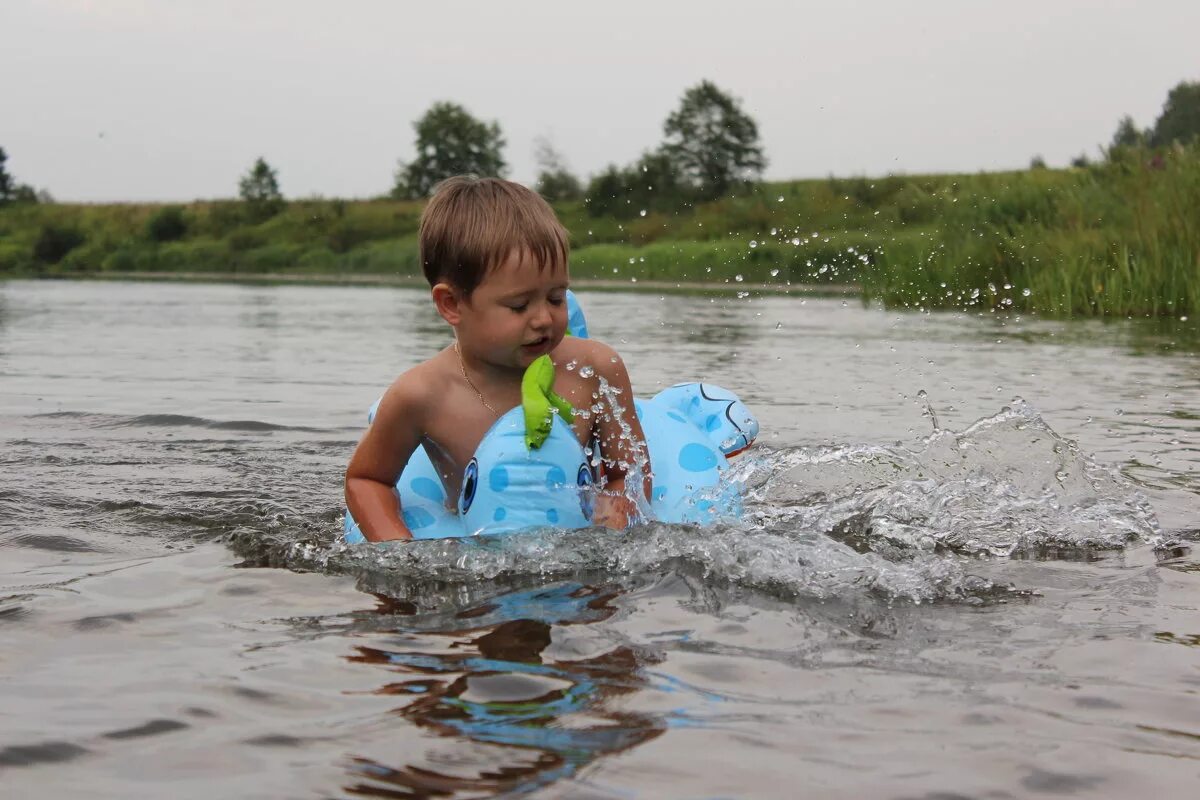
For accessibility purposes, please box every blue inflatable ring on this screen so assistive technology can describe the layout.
[344,292,758,542]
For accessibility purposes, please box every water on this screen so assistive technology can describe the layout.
[2,279,1197,799]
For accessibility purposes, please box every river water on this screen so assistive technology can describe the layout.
[1,279,1197,799]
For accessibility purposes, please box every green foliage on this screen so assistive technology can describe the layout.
[238,157,285,221]
[33,223,85,264]
[1149,81,1200,147]
[662,80,765,200]
[584,151,690,219]
[571,234,878,285]
[2,145,1196,318]
[393,102,506,199]
[0,147,13,205]
[0,147,40,206]
[1110,114,1146,150]
[534,138,582,202]
[1030,155,1048,170]
[860,144,1200,316]
[145,205,188,242]
[0,241,29,272]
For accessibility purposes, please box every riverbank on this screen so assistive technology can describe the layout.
[1,142,1196,316]
[7,270,859,297]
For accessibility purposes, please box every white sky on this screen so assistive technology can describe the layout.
[3,0,1197,202]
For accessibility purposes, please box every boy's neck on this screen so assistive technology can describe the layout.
[453,339,524,387]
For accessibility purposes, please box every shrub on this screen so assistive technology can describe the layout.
[32,224,85,264]
[145,206,188,242]
[0,241,30,272]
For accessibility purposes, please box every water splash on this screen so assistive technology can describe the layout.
[741,399,1158,559]
[228,400,1156,607]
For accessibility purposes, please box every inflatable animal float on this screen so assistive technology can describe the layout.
[344,291,758,542]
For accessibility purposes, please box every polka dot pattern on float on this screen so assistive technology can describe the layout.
[489,465,509,493]
[678,442,719,472]
[410,477,445,503]
[545,466,567,489]
[403,507,436,530]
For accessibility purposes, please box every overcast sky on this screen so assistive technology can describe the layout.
[3,0,1197,202]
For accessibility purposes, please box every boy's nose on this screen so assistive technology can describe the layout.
[531,301,553,329]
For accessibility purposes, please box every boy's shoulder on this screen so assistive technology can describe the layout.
[552,335,627,379]
[376,349,454,416]
[555,333,612,358]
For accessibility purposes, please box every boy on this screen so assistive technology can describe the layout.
[345,176,652,542]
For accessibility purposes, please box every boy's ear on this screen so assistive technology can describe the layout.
[431,282,465,325]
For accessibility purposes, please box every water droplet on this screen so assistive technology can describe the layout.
[565,360,577,371]
[579,366,595,378]
[639,209,647,217]
[775,321,782,329]
[1022,288,1032,297]
[777,195,784,202]
[769,268,780,277]
[734,274,744,282]
[749,240,758,248]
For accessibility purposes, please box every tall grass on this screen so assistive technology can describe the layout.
[1,144,1196,316]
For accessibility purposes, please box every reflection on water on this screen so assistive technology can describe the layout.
[343,583,664,798]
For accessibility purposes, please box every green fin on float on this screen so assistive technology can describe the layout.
[521,354,575,449]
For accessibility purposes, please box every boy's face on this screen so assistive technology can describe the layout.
[455,249,570,369]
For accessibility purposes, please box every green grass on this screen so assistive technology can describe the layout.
[2,142,1197,316]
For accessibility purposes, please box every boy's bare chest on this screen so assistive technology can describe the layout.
[421,372,597,500]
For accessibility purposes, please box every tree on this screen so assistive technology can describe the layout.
[583,151,689,218]
[0,147,13,205]
[393,102,506,199]
[0,147,40,206]
[661,80,766,200]
[533,137,582,202]
[1148,80,1200,147]
[1110,114,1146,150]
[238,157,284,220]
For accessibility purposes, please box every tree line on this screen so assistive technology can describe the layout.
[390,79,766,219]
[0,80,766,222]
[3,78,1199,220]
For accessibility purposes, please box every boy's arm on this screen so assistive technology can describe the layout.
[344,375,425,542]
[588,343,652,529]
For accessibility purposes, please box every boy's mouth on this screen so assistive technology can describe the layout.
[521,336,551,354]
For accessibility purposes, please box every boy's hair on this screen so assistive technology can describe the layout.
[419,176,569,296]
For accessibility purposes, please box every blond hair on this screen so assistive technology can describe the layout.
[419,176,569,295]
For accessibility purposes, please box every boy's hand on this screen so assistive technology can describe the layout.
[345,372,425,543]
[592,491,639,530]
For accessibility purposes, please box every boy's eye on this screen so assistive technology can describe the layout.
[509,303,528,312]
[548,295,565,306]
